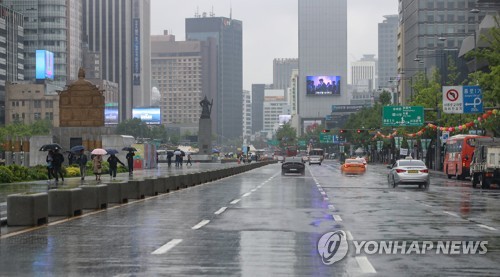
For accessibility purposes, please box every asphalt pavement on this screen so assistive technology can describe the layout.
[0,160,499,276]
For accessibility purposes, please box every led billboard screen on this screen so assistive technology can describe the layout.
[35,50,54,80]
[104,106,119,125]
[306,76,341,95]
[132,107,161,125]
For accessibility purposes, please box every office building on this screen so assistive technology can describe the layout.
[2,0,82,88]
[378,15,398,90]
[251,84,272,134]
[351,54,377,93]
[150,31,216,126]
[242,90,252,143]
[0,4,24,124]
[298,0,348,128]
[273,58,299,93]
[263,89,289,134]
[186,14,243,140]
[82,0,151,121]
[398,0,486,104]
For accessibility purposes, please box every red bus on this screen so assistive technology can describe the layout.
[444,134,487,179]
[285,145,298,157]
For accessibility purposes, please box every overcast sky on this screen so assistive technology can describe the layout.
[150,0,398,91]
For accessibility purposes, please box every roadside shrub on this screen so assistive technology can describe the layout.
[0,166,14,183]
[65,166,81,177]
[27,165,49,180]
[7,164,30,182]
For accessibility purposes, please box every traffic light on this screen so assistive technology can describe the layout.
[357,129,363,134]
[340,129,346,133]
[322,129,330,133]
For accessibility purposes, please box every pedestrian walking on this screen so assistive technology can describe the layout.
[46,150,54,181]
[52,149,65,183]
[167,151,173,167]
[174,150,181,167]
[92,154,103,181]
[126,151,135,175]
[186,153,192,166]
[77,150,88,180]
[107,154,125,179]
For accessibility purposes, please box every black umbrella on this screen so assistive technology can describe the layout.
[40,143,62,151]
[167,151,174,158]
[106,149,119,155]
[122,146,137,152]
[70,145,85,153]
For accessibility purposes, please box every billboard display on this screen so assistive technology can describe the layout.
[278,115,292,125]
[306,75,341,95]
[35,50,54,80]
[104,105,119,125]
[132,107,161,125]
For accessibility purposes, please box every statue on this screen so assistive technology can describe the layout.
[200,96,213,119]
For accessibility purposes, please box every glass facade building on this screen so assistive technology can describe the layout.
[298,0,349,126]
[378,15,398,90]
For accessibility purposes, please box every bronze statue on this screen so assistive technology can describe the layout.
[200,96,213,119]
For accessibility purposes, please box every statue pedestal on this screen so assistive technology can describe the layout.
[198,118,212,160]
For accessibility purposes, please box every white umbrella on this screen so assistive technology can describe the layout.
[174,150,181,156]
[91,148,107,155]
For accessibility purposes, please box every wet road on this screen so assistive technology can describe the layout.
[0,161,499,276]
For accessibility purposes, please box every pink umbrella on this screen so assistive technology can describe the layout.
[91,148,107,155]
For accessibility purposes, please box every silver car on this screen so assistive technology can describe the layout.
[387,158,430,189]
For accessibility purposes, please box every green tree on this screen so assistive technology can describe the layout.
[0,119,52,144]
[379,91,392,106]
[115,118,149,138]
[150,125,168,142]
[276,123,297,147]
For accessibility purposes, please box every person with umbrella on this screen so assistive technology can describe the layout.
[107,152,125,179]
[167,151,174,167]
[92,154,103,181]
[76,149,88,180]
[126,150,135,175]
[174,149,181,167]
[46,150,54,182]
[52,149,65,183]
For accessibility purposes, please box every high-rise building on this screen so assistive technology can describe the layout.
[186,14,243,140]
[398,0,485,104]
[273,58,299,93]
[251,84,272,134]
[3,0,82,87]
[378,15,398,90]
[82,0,151,121]
[298,0,348,128]
[0,4,24,124]
[351,54,377,93]
[263,89,289,135]
[242,90,252,143]
[150,31,216,126]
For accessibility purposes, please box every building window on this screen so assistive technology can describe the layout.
[34,100,42,108]
[34,113,41,120]
[45,112,53,120]
[45,100,53,108]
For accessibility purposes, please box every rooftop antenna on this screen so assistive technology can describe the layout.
[195,6,199,18]
[230,1,232,19]
[210,6,215,17]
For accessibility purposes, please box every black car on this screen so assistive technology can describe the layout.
[281,157,306,175]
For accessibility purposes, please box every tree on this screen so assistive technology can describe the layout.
[276,123,297,147]
[379,91,392,106]
[115,118,150,138]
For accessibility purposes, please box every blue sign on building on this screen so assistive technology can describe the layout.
[463,86,483,114]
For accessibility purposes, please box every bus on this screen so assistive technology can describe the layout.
[444,134,487,179]
[308,148,324,165]
[285,145,298,157]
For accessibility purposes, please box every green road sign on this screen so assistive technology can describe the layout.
[267,140,279,146]
[383,106,424,127]
[298,140,307,147]
[319,133,333,144]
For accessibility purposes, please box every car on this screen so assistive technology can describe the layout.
[387,158,430,189]
[340,158,366,174]
[282,157,306,175]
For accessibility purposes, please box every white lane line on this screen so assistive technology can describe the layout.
[151,239,183,255]
[320,191,326,195]
[230,199,241,204]
[328,204,335,210]
[346,231,354,240]
[332,215,343,221]
[251,189,257,192]
[477,224,498,231]
[323,197,329,201]
[242,192,251,197]
[214,207,227,215]
[191,220,210,230]
[356,256,377,273]
[443,211,460,218]
[422,204,432,207]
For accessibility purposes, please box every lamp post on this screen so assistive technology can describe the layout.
[470,8,480,79]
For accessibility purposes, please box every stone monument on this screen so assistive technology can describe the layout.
[197,96,213,161]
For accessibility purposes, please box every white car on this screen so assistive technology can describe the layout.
[387,158,430,189]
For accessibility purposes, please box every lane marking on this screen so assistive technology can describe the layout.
[323,197,329,201]
[477,224,497,231]
[443,211,459,218]
[151,239,183,255]
[356,256,377,273]
[332,215,343,221]
[230,199,241,204]
[328,204,335,210]
[242,192,251,197]
[346,231,354,240]
[251,189,257,192]
[191,220,210,230]
[214,207,227,215]
[422,204,432,207]
[320,191,326,195]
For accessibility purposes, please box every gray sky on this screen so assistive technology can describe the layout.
[151,0,398,91]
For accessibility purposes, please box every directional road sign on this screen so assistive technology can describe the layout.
[443,86,483,114]
[382,106,424,127]
[319,133,333,144]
